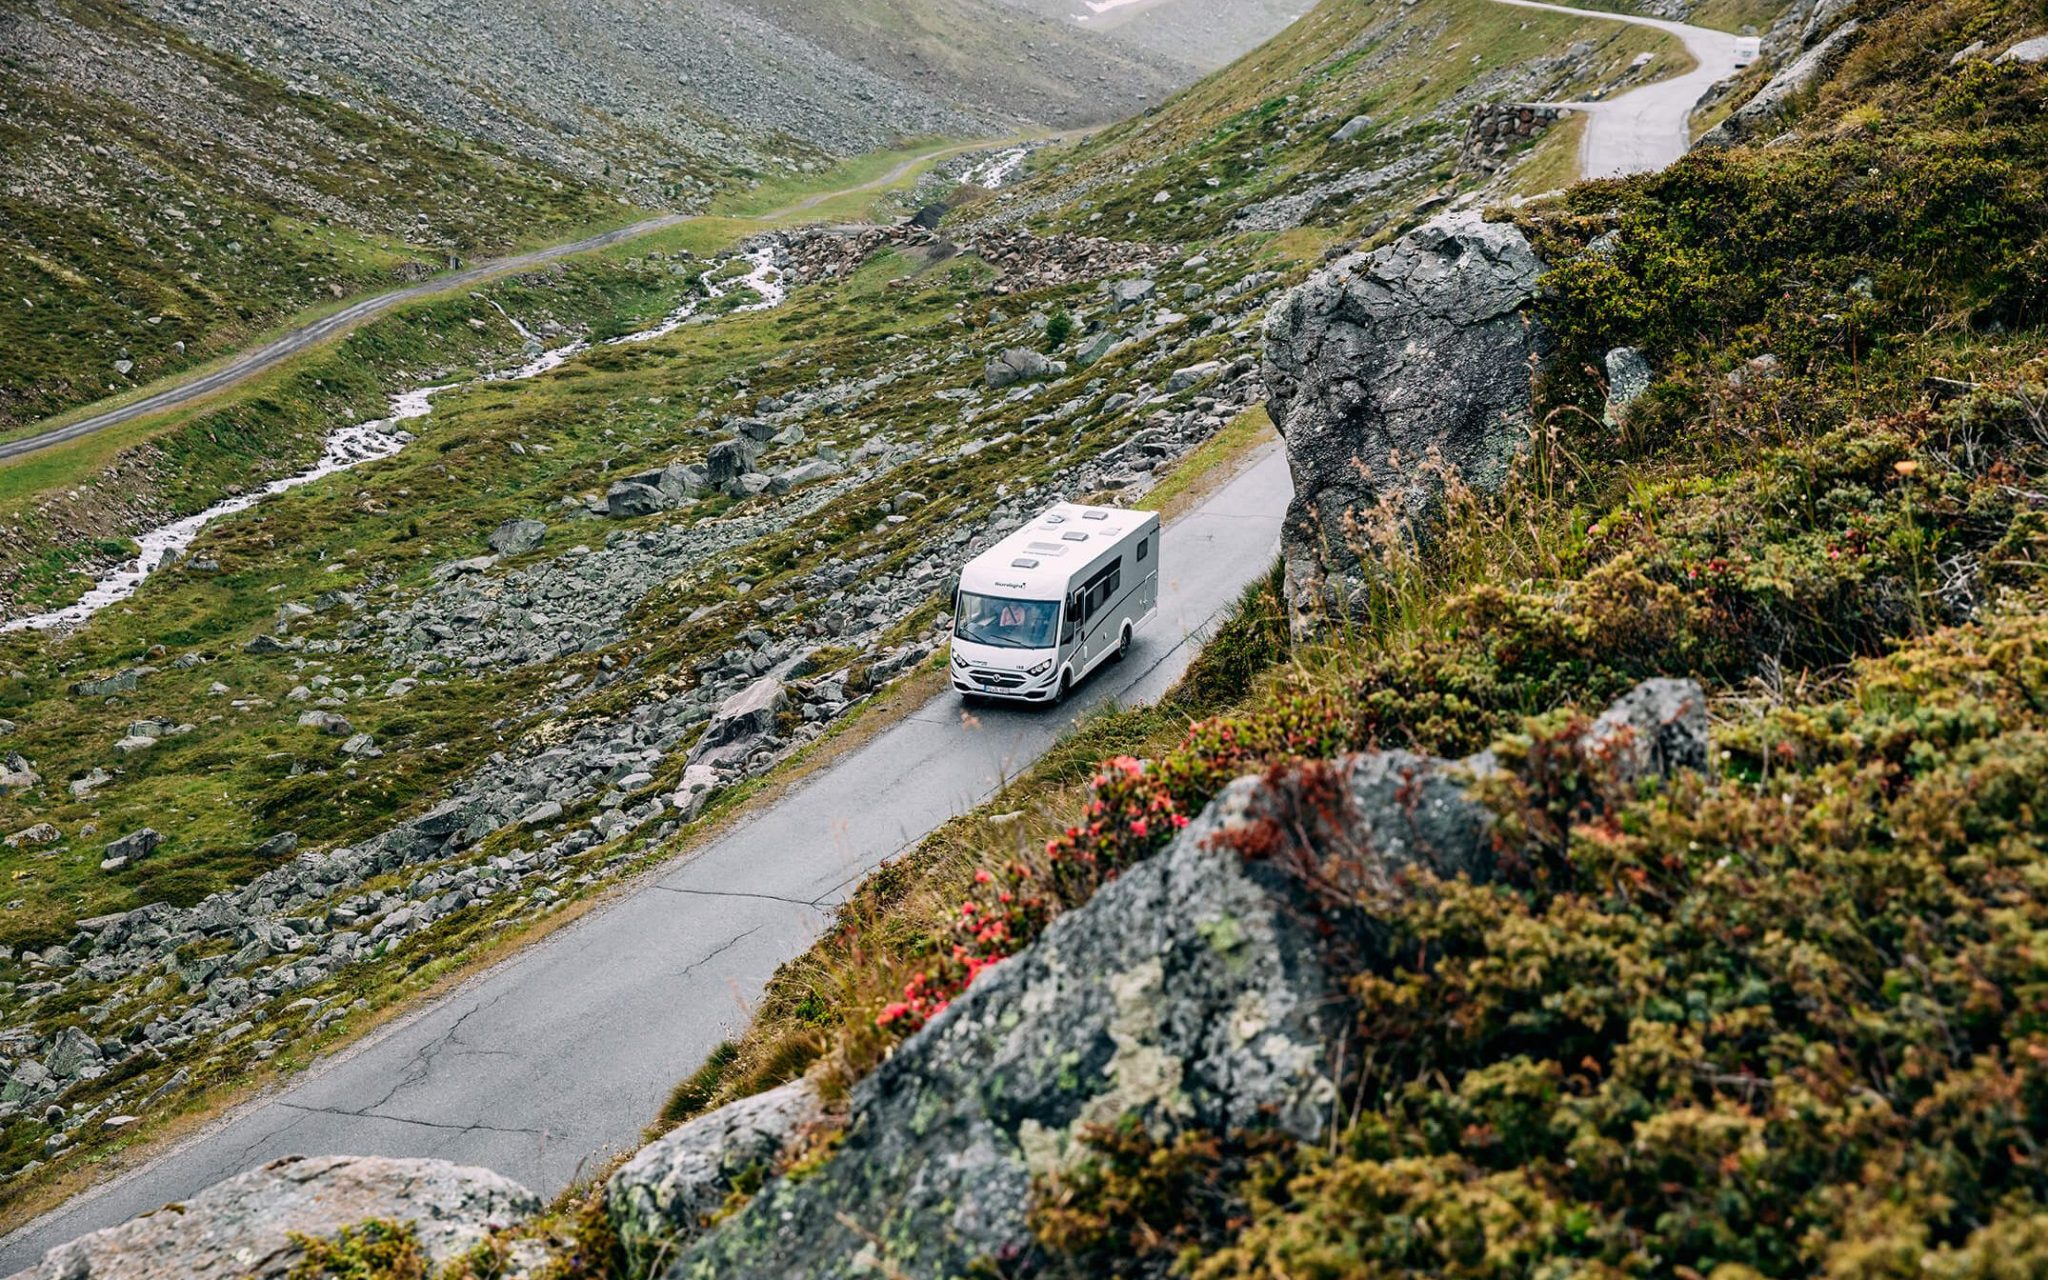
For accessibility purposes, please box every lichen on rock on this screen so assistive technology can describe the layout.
[1263,211,1549,634]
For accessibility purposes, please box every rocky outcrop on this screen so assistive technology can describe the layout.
[1697,20,1861,147]
[662,676,1707,1278]
[9,1154,536,1279]
[1585,676,1712,782]
[664,788,1351,1278]
[984,347,1062,389]
[610,1077,827,1265]
[488,519,547,557]
[1263,212,1548,633]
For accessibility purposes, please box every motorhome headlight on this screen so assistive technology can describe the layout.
[952,651,970,669]
[1027,658,1054,677]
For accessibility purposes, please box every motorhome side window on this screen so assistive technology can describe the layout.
[1081,562,1120,622]
[1137,538,1149,562]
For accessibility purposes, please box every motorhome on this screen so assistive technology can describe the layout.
[950,502,1161,704]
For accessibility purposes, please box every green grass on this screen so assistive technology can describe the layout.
[1018,0,1685,244]
[1138,403,1278,516]
[0,0,644,433]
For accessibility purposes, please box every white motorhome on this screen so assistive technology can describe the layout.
[950,502,1161,704]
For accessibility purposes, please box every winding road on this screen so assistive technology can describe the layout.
[1492,0,1747,178]
[0,1,1751,1265]
[0,449,1292,1273]
[0,143,985,465]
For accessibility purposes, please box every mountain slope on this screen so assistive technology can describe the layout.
[128,0,1192,191]
[0,0,633,433]
[996,0,1308,69]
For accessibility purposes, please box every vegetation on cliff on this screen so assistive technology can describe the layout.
[648,0,2048,1274]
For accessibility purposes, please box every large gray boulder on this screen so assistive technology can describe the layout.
[487,518,547,556]
[610,1077,825,1266]
[705,439,760,493]
[1263,211,1547,633]
[9,1154,537,1279]
[689,677,785,767]
[984,347,1060,389]
[664,773,1360,1279]
[605,480,669,519]
[656,678,1707,1279]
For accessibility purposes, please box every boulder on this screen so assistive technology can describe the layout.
[1583,677,1711,783]
[1996,34,2048,64]
[1073,330,1120,368]
[605,480,669,519]
[610,1077,825,1265]
[70,670,140,698]
[1263,211,1547,633]
[103,828,162,866]
[658,464,706,500]
[1104,277,1157,312]
[663,680,1701,1279]
[766,458,843,495]
[691,678,785,766]
[297,710,353,736]
[10,1154,537,1279]
[705,439,760,491]
[488,518,547,556]
[1166,360,1223,392]
[729,418,778,445]
[983,347,1059,389]
[1333,114,1374,142]
[0,753,42,793]
[667,772,1358,1279]
[1604,346,1654,424]
[671,764,721,820]
[1697,21,1860,147]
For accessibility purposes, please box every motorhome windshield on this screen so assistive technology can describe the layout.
[955,592,1060,649]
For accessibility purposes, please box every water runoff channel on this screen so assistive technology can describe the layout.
[4,244,790,635]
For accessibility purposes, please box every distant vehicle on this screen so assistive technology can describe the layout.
[950,502,1161,705]
[1733,35,1762,67]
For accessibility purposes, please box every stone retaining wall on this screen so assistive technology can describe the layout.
[1462,103,1573,174]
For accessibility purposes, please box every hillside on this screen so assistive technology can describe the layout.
[0,0,1714,1246]
[2,0,1197,438]
[2,0,2045,1273]
[0,0,635,434]
[996,0,1309,68]
[129,0,1188,185]
[610,0,2048,1274]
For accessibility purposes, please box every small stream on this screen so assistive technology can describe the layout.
[963,147,1031,191]
[3,243,788,635]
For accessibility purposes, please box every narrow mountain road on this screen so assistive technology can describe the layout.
[0,143,986,465]
[0,447,1292,1273]
[1490,0,1746,177]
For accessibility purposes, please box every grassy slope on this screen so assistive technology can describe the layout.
[619,0,2048,1275]
[0,112,1292,1187]
[0,139,985,616]
[0,0,654,435]
[1006,0,1680,244]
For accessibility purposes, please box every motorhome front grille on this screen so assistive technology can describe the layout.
[964,668,1026,689]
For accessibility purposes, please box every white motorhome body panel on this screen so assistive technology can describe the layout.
[951,502,1161,703]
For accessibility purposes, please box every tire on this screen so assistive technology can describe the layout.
[1054,671,1073,706]
[1115,624,1133,662]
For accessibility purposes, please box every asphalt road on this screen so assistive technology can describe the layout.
[1490,0,1746,178]
[0,144,983,465]
[0,446,1291,1272]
